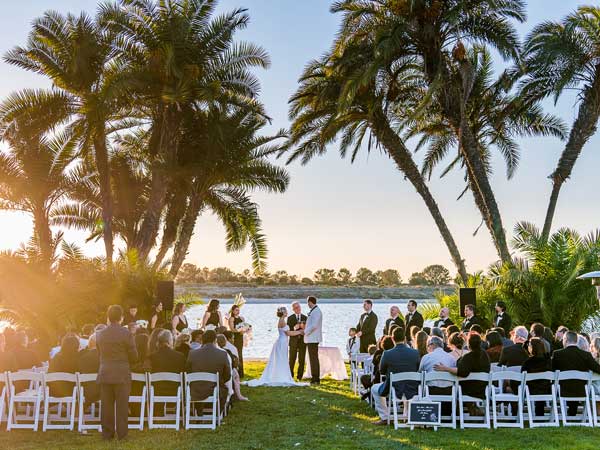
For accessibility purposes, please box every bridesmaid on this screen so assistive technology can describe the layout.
[171,303,189,335]
[228,305,246,377]
[201,299,223,329]
[149,301,163,331]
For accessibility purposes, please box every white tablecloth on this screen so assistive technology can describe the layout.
[303,346,348,381]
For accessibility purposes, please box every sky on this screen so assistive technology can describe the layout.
[0,1,599,280]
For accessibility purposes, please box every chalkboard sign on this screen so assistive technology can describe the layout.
[408,400,441,426]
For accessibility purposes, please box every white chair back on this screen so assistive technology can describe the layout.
[184,372,220,430]
[76,373,101,432]
[42,372,78,431]
[7,371,44,431]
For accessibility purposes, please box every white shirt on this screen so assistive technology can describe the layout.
[225,341,239,358]
[419,348,457,388]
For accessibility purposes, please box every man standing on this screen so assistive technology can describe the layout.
[356,299,378,353]
[383,305,404,336]
[493,301,512,332]
[405,300,424,343]
[287,301,307,381]
[433,307,454,328]
[371,327,420,425]
[460,304,481,332]
[304,296,323,385]
[96,305,138,441]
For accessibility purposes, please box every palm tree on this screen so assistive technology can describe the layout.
[521,6,600,241]
[0,118,77,269]
[330,0,527,264]
[3,10,124,268]
[405,47,565,234]
[101,0,271,259]
[286,45,469,284]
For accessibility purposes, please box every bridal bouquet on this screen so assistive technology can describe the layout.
[236,322,253,347]
[135,319,149,329]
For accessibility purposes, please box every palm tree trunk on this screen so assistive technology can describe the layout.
[371,111,469,285]
[33,207,53,271]
[169,192,204,277]
[541,72,600,241]
[93,132,114,270]
[153,190,188,270]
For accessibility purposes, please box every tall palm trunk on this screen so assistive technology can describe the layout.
[541,71,600,241]
[33,206,53,270]
[169,192,204,277]
[93,132,114,269]
[371,110,469,284]
[153,190,188,270]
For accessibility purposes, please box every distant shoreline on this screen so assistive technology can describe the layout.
[175,283,451,301]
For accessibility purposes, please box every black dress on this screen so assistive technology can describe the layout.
[456,350,491,398]
[233,316,245,377]
[205,311,220,328]
[522,356,552,416]
[175,314,188,332]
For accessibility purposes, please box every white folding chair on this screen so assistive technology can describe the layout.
[423,371,457,428]
[557,370,593,427]
[490,370,524,428]
[184,372,220,430]
[7,371,44,430]
[351,353,370,394]
[387,372,423,430]
[42,372,78,431]
[457,372,491,429]
[77,373,102,432]
[590,373,600,427]
[490,363,501,373]
[524,371,559,427]
[148,372,182,430]
[128,373,147,430]
[0,372,7,425]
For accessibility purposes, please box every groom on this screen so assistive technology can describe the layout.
[304,296,323,385]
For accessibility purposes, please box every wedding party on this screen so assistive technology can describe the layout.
[2,0,600,449]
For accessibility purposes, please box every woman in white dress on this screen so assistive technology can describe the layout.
[247,306,308,387]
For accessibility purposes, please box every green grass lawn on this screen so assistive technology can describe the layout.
[2,361,600,449]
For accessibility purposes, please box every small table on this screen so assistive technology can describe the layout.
[303,346,348,381]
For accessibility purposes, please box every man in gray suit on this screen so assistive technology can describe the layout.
[185,330,231,413]
[96,305,138,440]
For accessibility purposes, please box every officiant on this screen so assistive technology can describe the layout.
[356,299,378,353]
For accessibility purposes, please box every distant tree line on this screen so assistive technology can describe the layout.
[176,264,452,286]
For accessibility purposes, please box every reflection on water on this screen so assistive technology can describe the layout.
[186,298,434,358]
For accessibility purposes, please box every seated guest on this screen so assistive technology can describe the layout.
[13,330,41,370]
[552,331,600,417]
[346,327,360,359]
[554,326,568,351]
[409,325,421,345]
[223,330,240,358]
[430,327,449,352]
[190,329,204,350]
[150,330,186,395]
[185,330,231,414]
[217,334,248,402]
[491,326,512,347]
[415,330,428,358]
[433,307,454,328]
[530,323,551,354]
[78,330,100,373]
[80,324,96,349]
[499,326,530,367]
[360,337,394,399]
[371,327,420,425]
[460,304,481,332]
[436,333,491,407]
[383,305,404,336]
[522,337,552,416]
[448,332,466,361]
[48,333,80,397]
[485,331,503,363]
[591,336,600,401]
[131,333,151,373]
[0,333,16,372]
[148,327,163,355]
[543,327,556,351]
[175,332,192,359]
[577,334,590,352]
[493,301,511,331]
[420,335,456,415]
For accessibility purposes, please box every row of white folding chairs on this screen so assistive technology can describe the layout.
[0,371,222,432]
[385,370,600,430]
[350,353,372,395]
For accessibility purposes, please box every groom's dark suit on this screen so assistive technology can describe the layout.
[287,313,307,380]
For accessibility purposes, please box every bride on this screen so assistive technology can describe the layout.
[246,306,308,387]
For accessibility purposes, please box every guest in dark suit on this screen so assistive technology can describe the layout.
[493,301,512,332]
[499,326,530,367]
[522,337,552,416]
[356,299,378,353]
[287,301,307,380]
[185,330,231,414]
[433,307,454,328]
[96,305,138,441]
[371,327,420,425]
[405,300,424,343]
[460,304,481,332]
[150,330,185,396]
[383,305,404,336]
[552,331,600,416]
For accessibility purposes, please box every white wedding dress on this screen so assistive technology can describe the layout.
[246,324,307,387]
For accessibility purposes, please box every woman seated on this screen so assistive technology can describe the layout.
[175,332,191,359]
[48,333,80,397]
[522,337,552,416]
[360,336,394,400]
[447,332,466,361]
[485,330,503,363]
[216,334,248,401]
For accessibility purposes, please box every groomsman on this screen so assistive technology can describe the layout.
[356,299,378,353]
[287,301,307,380]
[405,300,424,342]
[383,305,404,336]
[433,307,454,328]
[493,301,512,332]
[461,304,481,332]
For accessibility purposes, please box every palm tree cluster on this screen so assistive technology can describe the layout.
[0,0,289,275]
[285,1,600,287]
